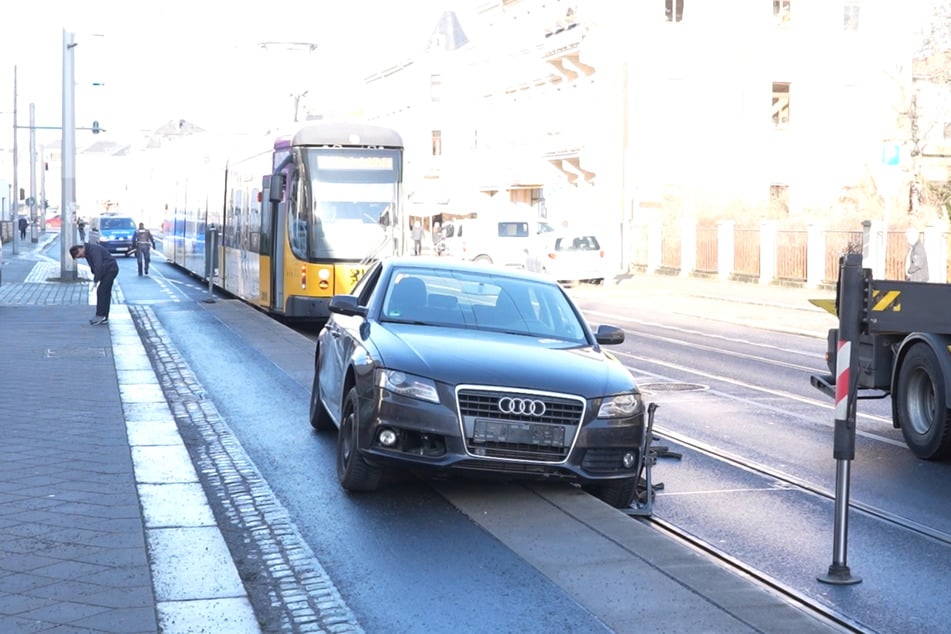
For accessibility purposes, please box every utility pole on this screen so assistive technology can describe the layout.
[29,103,37,243]
[60,31,78,280]
[12,65,19,255]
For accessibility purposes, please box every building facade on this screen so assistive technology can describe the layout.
[353,0,950,278]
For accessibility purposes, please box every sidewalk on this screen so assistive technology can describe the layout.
[0,234,258,633]
[569,270,839,339]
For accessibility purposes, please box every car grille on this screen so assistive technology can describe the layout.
[457,387,585,463]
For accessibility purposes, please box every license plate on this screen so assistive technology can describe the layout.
[473,419,566,447]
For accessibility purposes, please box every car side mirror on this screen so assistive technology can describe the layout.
[594,324,624,345]
[328,294,367,318]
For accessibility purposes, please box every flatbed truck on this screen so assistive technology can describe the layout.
[811,254,951,460]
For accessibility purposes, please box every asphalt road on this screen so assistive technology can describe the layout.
[120,257,951,634]
[568,283,951,634]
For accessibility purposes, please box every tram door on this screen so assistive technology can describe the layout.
[262,173,281,312]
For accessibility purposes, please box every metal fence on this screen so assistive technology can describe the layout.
[776,229,807,282]
[733,226,760,279]
[661,222,682,269]
[627,222,945,287]
[823,230,863,284]
[696,225,718,273]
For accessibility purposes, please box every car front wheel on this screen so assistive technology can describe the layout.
[583,476,638,509]
[336,387,383,491]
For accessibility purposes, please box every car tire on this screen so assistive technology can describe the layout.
[309,370,334,431]
[583,476,638,509]
[473,255,493,264]
[336,387,383,492]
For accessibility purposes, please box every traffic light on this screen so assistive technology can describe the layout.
[92,120,101,134]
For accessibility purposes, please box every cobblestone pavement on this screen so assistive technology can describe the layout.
[129,304,361,633]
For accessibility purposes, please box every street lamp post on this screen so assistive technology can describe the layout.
[60,31,78,280]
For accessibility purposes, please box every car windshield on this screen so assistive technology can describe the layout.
[381,267,588,343]
[100,217,135,231]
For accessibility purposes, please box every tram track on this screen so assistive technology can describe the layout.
[637,514,871,633]
[652,426,951,548]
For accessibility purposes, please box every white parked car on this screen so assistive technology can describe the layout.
[525,232,606,285]
[441,218,555,268]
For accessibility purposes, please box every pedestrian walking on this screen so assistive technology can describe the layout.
[412,220,424,256]
[77,217,87,241]
[18,216,28,240]
[69,242,119,325]
[904,228,929,282]
[134,222,156,275]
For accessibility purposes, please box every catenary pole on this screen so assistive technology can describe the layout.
[60,31,78,281]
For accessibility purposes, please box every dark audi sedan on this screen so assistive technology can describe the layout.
[309,257,647,508]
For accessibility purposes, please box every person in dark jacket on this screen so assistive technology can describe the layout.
[69,242,119,325]
[18,216,28,240]
[134,222,156,275]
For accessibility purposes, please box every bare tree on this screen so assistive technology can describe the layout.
[909,0,951,218]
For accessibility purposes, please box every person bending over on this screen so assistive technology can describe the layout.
[70,242,119,325]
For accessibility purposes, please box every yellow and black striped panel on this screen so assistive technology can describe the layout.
[867,281,951,335]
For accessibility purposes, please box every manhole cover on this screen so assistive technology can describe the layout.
[45,347,108,359]
[639,382,707,394]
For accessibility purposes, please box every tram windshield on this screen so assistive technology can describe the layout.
[295,147,402,261]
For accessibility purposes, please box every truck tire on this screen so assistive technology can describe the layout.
[895,343,951,460]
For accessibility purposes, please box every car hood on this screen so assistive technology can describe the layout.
[371,323,636,397]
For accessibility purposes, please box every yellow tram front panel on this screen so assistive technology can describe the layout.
[277,261,372,316]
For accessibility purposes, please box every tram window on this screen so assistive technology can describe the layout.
[288,173,309,259]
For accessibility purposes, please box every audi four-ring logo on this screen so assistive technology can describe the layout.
[498,397,546,416]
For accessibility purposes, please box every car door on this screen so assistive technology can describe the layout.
[318,264,382,419]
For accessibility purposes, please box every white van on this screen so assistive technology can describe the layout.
[442,218,555,267]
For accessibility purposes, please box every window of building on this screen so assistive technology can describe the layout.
[843,2,860,31]
[432,130,442,157]
[665,0,684,22]
[773,0,791,26]
[772,82,791,129]
[770,184,790,214]
[431,74,442,103]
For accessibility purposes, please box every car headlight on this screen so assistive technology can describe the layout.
[375,369,439,403]
[597,393,642,418]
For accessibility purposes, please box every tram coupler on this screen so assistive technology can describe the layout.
[629,402,662,517]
